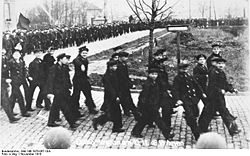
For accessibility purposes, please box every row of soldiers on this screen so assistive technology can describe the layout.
[1,45,102,128]
[3,17,247,59]
[2,21,149,59]
[92,43,241,141]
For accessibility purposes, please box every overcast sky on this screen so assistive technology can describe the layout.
[15,0,249,20]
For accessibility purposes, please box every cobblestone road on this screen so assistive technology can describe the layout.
[0,91,249,149]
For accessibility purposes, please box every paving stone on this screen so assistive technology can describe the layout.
[0,93,249,149]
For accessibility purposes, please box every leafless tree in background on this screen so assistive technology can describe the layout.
[198,0,208,18]
[126,0,177,63]
[25,0,88,27]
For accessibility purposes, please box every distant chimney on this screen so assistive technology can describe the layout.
[243,8,246,18]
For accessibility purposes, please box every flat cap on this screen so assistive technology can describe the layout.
[79,46,89,53]
[196,54,207,60]
[148,67,161,73]
[57,53,71,60]
[211,43,222,48]
[118,51,129,57]
[113,46,123,51]
[111,53,119,58]
[49,46,56,50]
[178,63,190,69]
[153,48,166,56]
[211,57,227,62]
[107,60,118,67]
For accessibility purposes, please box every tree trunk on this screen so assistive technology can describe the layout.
[148,28,154,64]
[65,0,68,25]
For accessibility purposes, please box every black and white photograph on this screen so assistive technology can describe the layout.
[0,0,249,152]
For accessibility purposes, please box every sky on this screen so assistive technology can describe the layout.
[14,0,249,20]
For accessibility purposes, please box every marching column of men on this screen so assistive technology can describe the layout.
[198,57,240,136]
[131,66,173,139]
[27,49,50,111]
[1,45,97,128]
[46,53,79,128]
[3,18,246,60]
[1,49,21,123]
[71,46,98,116]
[172,63,206,140]
[1,42,241,141]
[92,60,124,133]
[7,50,31,117]
[116,51,141,120]
[92,43,241,140]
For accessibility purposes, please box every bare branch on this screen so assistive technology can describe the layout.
[156,0,168,11]
[156,0,161,9]
[132,0,141,17]
[156,0,181,19]
[156,6,172,18]
[160,11,173,21]
[138,0,151,21]
[142,0,152,10]
[126,0,143,22]
[159,11,164,20]
[171,0,182,9]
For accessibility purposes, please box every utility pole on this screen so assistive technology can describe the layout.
[110,2,113,22]
[213,0,216,20]
[209,0,211,20]
[104,0,107,22]
[243,8,246,18]
[65,0,68,25]
[0,0,4,88]
[189,0,191,20]
[167,25,189,67]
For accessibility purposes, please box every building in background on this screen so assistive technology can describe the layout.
[86,3,104,25]
[3,0,16,31]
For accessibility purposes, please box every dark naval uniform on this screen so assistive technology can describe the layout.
[46,62,76,127]
[172,67,205,140]
[8,58,30,116]
[150,58,173,129]
[28,57,50,110]
[42,52,56,110]
[193,63,208,92]
[1,55,20,122]
[193,62,209,107]
[92,61,123,132]
[43,52,56,77]
[116,59,140,120]
[199,62,240,136]
[71,54,97,114]
[132,76,171,139]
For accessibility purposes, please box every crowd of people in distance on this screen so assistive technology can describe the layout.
[2,17,247,59]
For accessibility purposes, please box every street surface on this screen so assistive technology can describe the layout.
[0,91,249,149]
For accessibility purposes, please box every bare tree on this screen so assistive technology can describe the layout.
[26,3,50,26]
[69,1,74,26]
[226,7,232,19]
[65,0,68,25]
[25,0,92,27]
[198,0,208,18]
[126,0,176,63]
[79,1,88,25]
